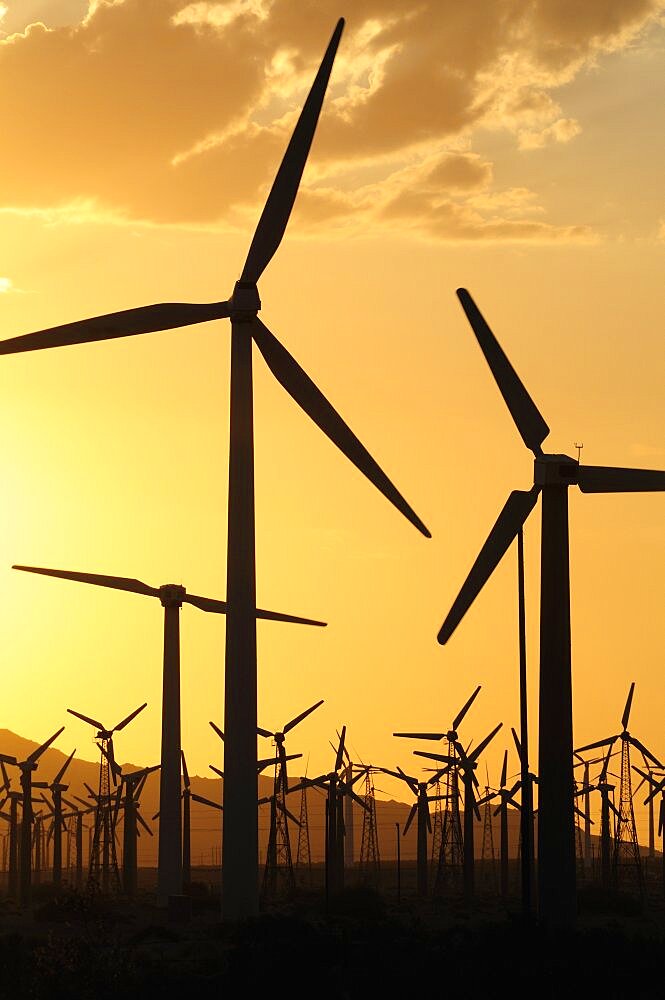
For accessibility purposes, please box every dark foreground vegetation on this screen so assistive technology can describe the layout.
[1,880,664,999]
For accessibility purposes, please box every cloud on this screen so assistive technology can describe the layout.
[518,117,582,150]
[0,0,88,35]
[0,0,662,241]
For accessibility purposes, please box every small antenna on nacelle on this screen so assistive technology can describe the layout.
[574,442,583,464]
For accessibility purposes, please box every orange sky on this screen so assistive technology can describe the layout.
[0,0,664,841]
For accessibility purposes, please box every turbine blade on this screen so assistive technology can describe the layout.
[53,748,76,786]
[622,682,635,731]
[13,564,159,598]
[403,803,417,836]
[456,289,550,455]
[181,751,190,790]
[113,703,147,733]
[574,736,618,754]
[628,736,663,769]
[577,465,665,493]
[500,750,507,789]
[659,799,664,838]
[28,727,65,763]
[136,810,153,836]
[284,699,324,735]
[209,721,224,742]
[0,302,230,355]
[67,708,105,731]
[256,726,274,738]
[191,793,223,811]
[209,765,224,779]
[335,726,346,772]
[438,487,540,644]
[470,724,503,764]
[0,755,16,768]
[393,733,445,741]
[511,727,523,762]
[452,686,482,732]
[274,799,301,826]
[252,317,430,538]
[241,19,344,284]
[184,591,327,627]
[413,751,457,766]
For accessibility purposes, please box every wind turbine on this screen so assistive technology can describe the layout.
[43,748,76,889]
[634,766,665,897]
[7,727,65,905]
[258,699,323,900]
[113,764,159,898]
[13,564,323,905]
[0,18,430,918]
[0,761,22,898]
[287,728,367,897]
[576,682,661,891]
[394,686,480,887]
[415,723,503,907]
[68,702,146,892]
[476,749,520,899]
[438,288,665,925]
[61,795,94,888]
[381,765,445,898]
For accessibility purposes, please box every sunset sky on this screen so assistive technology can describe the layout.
[0,0,664,837]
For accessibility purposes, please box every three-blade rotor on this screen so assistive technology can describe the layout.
[0,18,429,543]
[439,289,665,644]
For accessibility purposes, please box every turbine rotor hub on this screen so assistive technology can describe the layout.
[534,454,578,487]
[229,280,261,322]
[159,584,186,608]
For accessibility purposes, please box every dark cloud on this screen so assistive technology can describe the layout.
[0,0,662,240]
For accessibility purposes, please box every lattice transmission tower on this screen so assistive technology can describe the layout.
[613,737,643,893]
[479,781,497,893]
[359,768,380,886]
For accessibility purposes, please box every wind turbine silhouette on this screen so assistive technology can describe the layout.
[0,18,430,917]
[12,563,323,904]
[438,288,665,925]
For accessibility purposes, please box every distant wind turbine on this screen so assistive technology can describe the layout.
[0,18,430,918]
[13,563,323,905]
[438,288,665,925]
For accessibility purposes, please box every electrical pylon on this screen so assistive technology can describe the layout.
[359,769,380,886]
[429,772,444,867]
[479,780,498,893]
[613,738,643,893]
[294,782,312,883]
[433,750,464,896]
[88,747,121,894]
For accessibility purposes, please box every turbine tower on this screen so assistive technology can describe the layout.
[0,19,430,918]
[438,288,665,925]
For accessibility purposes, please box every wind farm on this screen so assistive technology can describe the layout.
[0,1,664,997]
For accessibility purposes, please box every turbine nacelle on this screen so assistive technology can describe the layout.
[229,281,261,322]
[534,455,578,486]
[159,584,186,608]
